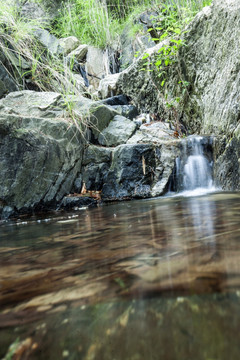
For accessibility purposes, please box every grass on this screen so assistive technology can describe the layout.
[52,0,212,49]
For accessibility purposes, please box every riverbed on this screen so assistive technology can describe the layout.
[1,191,240,359]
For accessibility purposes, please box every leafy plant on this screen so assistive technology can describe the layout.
[138,1,212,135]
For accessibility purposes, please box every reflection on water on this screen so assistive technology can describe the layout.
[0,192,240,359]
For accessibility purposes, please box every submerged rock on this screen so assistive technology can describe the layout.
[61,196,97,209]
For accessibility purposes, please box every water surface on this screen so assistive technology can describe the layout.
[1,192,240,359]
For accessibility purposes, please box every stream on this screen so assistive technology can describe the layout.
[1,190,240,359]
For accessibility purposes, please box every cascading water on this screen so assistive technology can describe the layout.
[170,136,217,196]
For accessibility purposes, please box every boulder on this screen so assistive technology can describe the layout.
[72,96,118,140]
[0,91,117,138]
[0,64,19,98]
[98,115,137,147]
[102,142,180,200]
[111,105,138,120]
[81,145,112,191]
[86,47,110,89]
[33,28,64,56]
[67,44,88,62]
[98,73,121,99]
[128,122,176,144]
[0,114,84,218]
[59,36,81,55]
[0,91,65,118]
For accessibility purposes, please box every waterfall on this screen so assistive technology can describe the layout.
[170,136,217,196]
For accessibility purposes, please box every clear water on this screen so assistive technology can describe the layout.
[1,192,240,359]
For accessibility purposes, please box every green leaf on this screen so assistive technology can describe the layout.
[158,46,166,53]
[161,80,165,87]
[174,28,181,34]
[155,60,162,66]
[142,53,149,60]
[160,33,168,40]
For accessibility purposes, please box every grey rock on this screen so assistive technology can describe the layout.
[81,145,112,191]
[98,115,137,147]
[33,28,64,56]
[82,163,111,191]
[20,0,62,24]
[73,176,83,193]
[73,96,118,139]
[98,73,120,99]
[0,91,65,118]
[86,46,109,89]
[102,142,179,200]
[128,122,176,144]
[70,74,86,93]
[0,113,84,218]
[67,44,88,62]
[20,1,48,24]
[1,206,15,220]
[0,55,19,98]
[82,145,112,166]
[59,36,81,55]
[111,105,138,120]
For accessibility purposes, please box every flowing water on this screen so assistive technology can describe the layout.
[1,191,240,360]
[170,136,217,197]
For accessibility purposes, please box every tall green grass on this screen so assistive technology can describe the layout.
[53,0,212,48]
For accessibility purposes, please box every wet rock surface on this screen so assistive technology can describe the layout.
[60,196,97,209]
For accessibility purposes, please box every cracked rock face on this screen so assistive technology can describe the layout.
[0,113,84,218]
[101,142,180,201]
